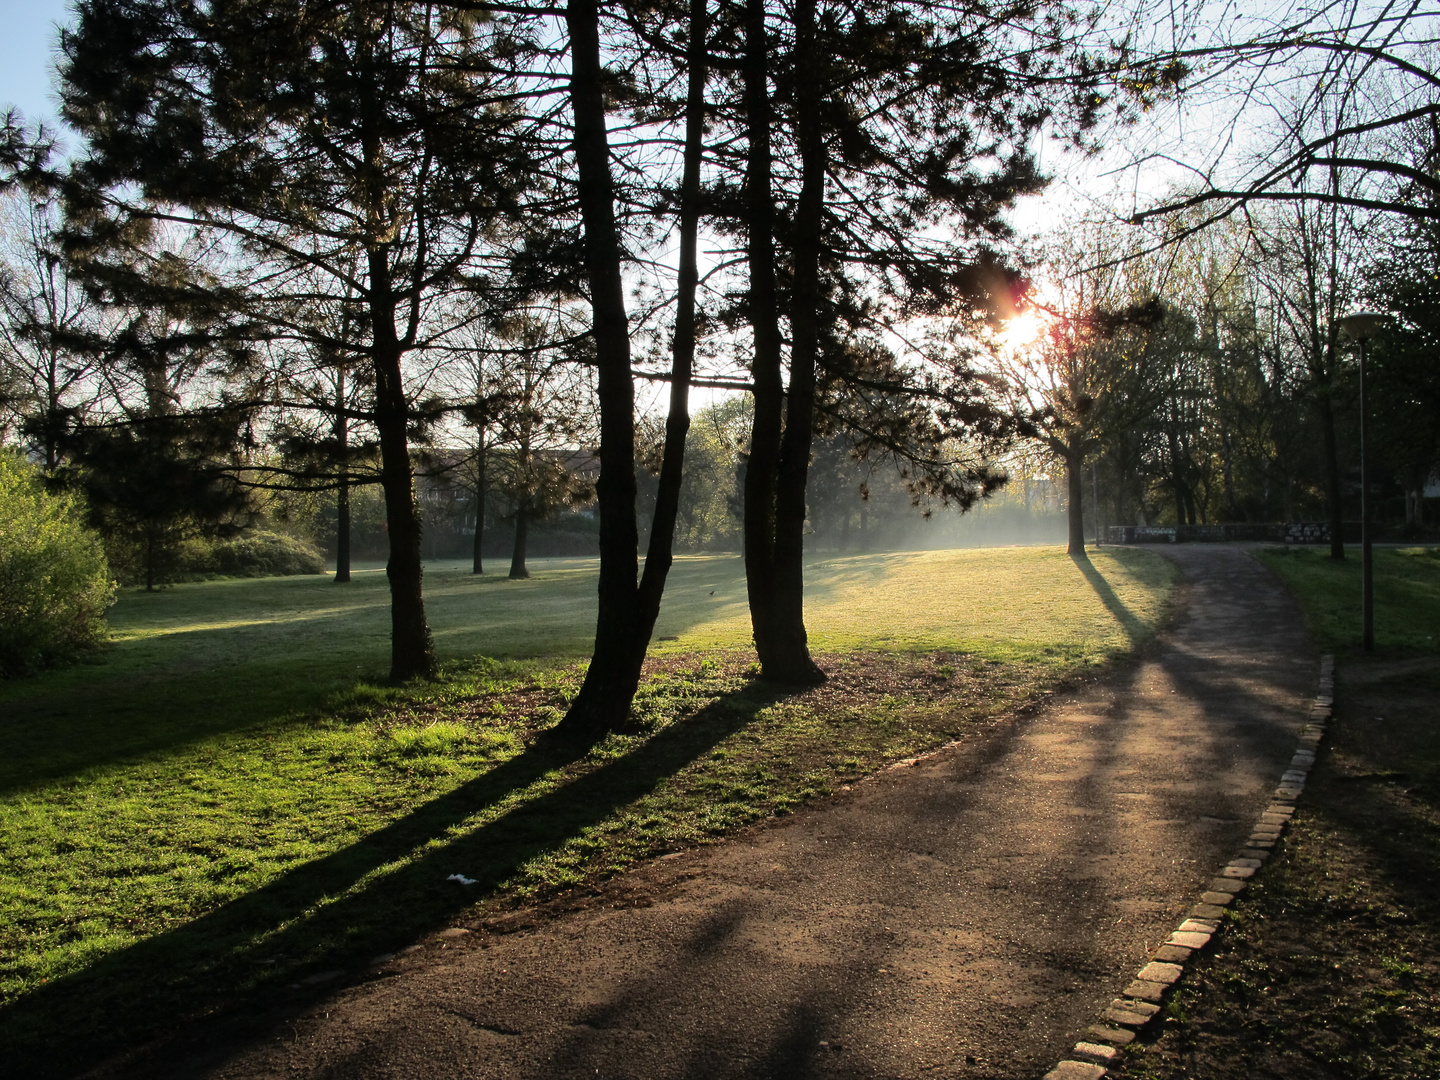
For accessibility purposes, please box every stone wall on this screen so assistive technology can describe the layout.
[1102,523,1341,544]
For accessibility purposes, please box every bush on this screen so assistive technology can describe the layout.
[178,530,325,579]
[0,452,117,676]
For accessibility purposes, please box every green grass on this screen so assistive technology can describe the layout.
[0,546,1175,1075]
[1256,546,1440,654]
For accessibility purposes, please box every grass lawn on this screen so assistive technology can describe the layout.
[1255,545,1440,653]
[0,545,1175,1075]
[1114,547,1440,1080]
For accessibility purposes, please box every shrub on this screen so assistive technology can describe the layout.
[178,530,325,579]
[0,452,117,676]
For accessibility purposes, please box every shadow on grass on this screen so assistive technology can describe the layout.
[0,678,799,1079]
[0,559,741,795]
[0,614,404,797]
[1072,553,1148,645]
[1313,661,1440,907]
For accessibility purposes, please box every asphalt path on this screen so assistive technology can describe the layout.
[112,545,1316,1080]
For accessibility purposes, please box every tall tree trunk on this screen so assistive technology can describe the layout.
[740,0,791,676]
[556,0,643,739]
[509,504,530,579]
[369,252,435,682]
[1166,429,1186,527]
[762,0,824,685]
[334,366,352,583]
[1221,430,1239,521]
[472,437,486,575]
[557,0,708,739]
[633,0,707,642]
[510,421,532,579]
[1318,383,1346,560]
[145,526,157,592]
[1066,444,1087,558]
[335,474,352,583]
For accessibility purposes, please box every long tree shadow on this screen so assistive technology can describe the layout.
[0,557,730,795]
[0,680,798,1079]
[1301,663,1440,936]
[1072,553,1149,645]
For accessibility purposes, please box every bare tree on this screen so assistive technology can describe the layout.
[0,192,102,470]
[1125,2,1440,226]
[991,228,1167,556]
[1245,196,1371,557]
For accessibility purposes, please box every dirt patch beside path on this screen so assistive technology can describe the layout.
[92,547,1316,1080]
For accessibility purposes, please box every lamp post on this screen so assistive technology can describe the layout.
[1337,311,1390,653]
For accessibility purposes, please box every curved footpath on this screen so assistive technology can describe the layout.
[109,546,1316,1080]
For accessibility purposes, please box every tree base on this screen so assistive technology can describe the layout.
[758,653,827,686]
[551,689,631,745]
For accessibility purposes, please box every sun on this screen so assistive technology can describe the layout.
[998,309,1047,352]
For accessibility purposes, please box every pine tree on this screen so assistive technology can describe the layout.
[726,0,1098,680]
[59,0,538,679]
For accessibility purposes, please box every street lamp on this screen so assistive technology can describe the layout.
[1337,311,1391,652]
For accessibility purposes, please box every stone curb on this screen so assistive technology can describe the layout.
[1040,654,1334,1080]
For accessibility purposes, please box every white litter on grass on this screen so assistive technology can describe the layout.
[447,874,478,885]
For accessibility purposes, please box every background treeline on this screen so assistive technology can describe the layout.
[990,191,1440,552]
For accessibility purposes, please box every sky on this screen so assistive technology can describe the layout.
[0,0,74,131]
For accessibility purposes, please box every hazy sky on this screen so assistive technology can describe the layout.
[1,0,74,129]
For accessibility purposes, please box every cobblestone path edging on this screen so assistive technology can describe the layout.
[1040,654,1336,1080]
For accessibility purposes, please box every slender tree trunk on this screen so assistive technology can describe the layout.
[510,421,532,579]
[1221,433,1238,521]
[1166,429,1187,527]
[44,380,61,473]
[334,366,352,583]
[556,0,643,739]
[557,0,708,738]
[762,0,824,685]
[145,526,157,592]
[336,474,352,583]
[509,505,530,579]
[369,253,435,682]
[1318,386,1346,560]
[472,439,486,575]
[1066,445,1087,558]
[633,0,706,641]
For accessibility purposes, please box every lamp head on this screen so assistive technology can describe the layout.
[1337,311,1390,342]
